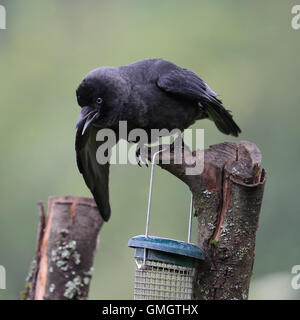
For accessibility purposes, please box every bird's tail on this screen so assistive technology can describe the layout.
[202,97,241,137]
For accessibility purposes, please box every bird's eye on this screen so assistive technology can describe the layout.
[96,97,103,104]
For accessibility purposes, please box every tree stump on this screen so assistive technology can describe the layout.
[151,140,266,300]
[24,196,103,300]
[24,140,265,300]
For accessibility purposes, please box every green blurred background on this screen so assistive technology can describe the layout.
[0,0,299,300]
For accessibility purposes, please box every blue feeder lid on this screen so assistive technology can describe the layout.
[128,235,204,267]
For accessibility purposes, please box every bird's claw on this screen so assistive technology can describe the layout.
[136,144,149,167]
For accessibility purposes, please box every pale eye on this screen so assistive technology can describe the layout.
[96,97,103,104]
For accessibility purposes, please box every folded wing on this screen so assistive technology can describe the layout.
[157,65,241,137]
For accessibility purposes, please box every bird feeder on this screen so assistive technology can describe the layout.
[128,150,204,300]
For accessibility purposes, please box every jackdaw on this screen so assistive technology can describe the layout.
[75,58,241,221]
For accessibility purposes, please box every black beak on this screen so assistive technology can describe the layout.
[76,106,99,135]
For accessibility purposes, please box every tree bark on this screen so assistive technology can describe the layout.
[151,140,266,300]
[24,196,103,300]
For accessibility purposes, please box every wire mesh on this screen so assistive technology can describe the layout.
[134,258,195,300]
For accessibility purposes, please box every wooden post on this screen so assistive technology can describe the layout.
[24,140,265,300]
[24,196,103,300]
[151,140,266,300]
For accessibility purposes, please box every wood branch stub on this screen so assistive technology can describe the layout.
[151,140,266,300]
[25,201,46,299]
[26,196,103,300]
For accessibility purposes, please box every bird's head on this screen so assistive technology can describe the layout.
[76,67,121,135]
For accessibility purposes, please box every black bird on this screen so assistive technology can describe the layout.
[75,58,241,221]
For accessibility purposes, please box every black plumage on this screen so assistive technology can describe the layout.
[75,58,241,221]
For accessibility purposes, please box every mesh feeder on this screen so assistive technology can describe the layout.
[128,149,204,300]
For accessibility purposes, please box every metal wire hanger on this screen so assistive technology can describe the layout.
[145,149,194,241]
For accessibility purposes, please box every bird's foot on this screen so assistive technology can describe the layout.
[135,138,186,167]
[135,143,149,167]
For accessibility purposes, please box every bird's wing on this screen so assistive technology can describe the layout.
[156,67,241,136]
[75,126,111,221]
[157,67,211,101]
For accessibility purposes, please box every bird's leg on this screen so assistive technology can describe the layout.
[169,134,185,152]
[135,141,166,167]
[135,142,149,167]
[135,134,187,167]
[168,133,193,165]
